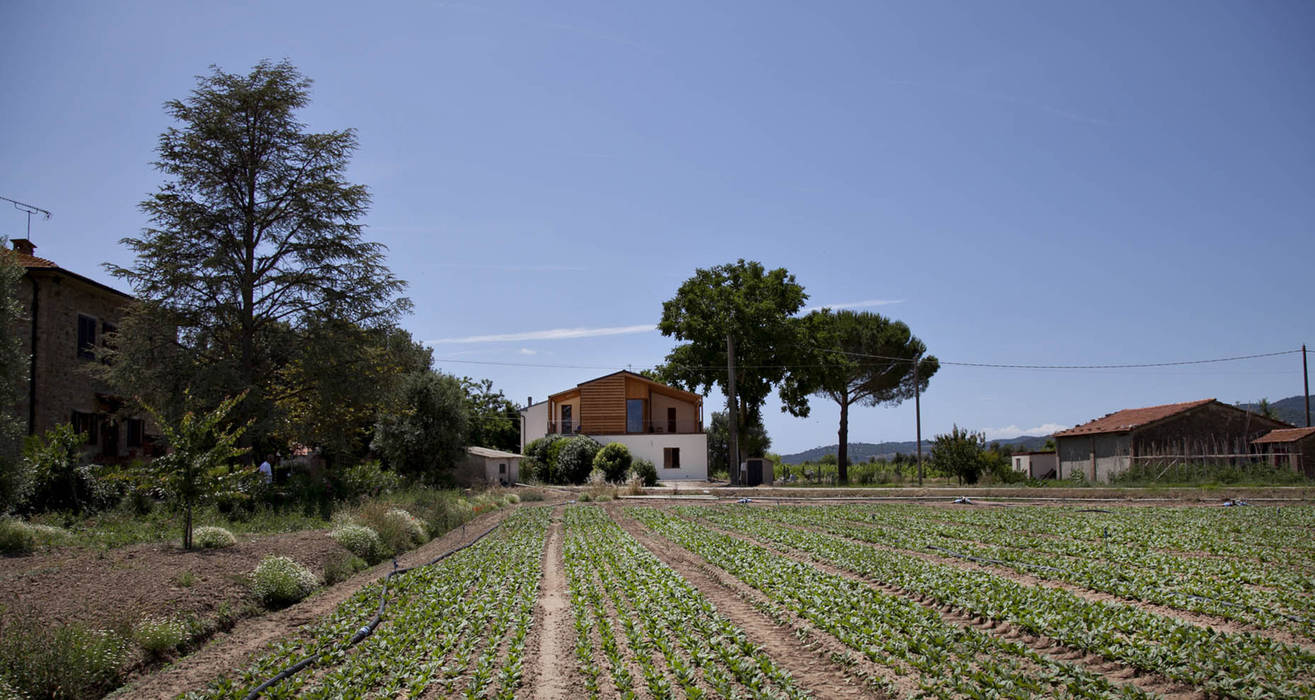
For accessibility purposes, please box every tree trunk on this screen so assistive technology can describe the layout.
[838,399,849,484]
[184,505,193,550]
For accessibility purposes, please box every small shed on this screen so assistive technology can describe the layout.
[460,447,523,486]
[1011,451,1058,479]
[1252,427,1315,479]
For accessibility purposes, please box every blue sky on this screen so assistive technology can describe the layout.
[3,1,1312,453]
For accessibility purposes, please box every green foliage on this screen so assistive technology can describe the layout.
[251,556,318,607]
[372,371,470,482]
[330,524,385,564]
[1111,460,1308,487]
[131,616,187,656]
[105,60,410,453]
[0,519,36,555]
[462,377,520,452]
[0,242,26,515]
[630,458,658,487]
[706,411,770,478]
[798,309,938,482]
[191,525,237,549]
[21,424,113,514]
[556,436,602,484]
[350,502,428,556]
[322,551,368,585]
[592,442,632,483]
[0,613,129,699]
[333,460,402,502]
[930,425,987,485]
[139,392,250,549]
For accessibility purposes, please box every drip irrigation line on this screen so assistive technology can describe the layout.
[925,545,1313,625]
[242,518,506,700]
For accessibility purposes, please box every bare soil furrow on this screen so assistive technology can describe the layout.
[523,509,582,700]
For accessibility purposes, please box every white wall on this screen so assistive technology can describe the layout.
[520,402,549,452]
[593,433,708,481]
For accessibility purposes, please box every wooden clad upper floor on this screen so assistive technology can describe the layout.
[546,371,703,435]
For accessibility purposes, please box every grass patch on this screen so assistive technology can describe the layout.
[322,551,368,586]
[191,526,237,549]
[131,616,187,656]
[250,556,317,608]
[0,611,129,699]
[329,524,384,564]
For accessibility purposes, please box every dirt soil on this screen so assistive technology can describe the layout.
[521,508,585,700]
[115,506,517,699]
[0,529,347,632]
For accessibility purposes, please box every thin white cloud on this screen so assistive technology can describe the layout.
[803,299,905,313]
[981,423,1068,441]
[429,324,656,344]
[428,263,588,272]
[518,348,538,355]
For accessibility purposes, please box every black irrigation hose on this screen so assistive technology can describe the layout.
[242,519,504,700]
[925,545,1315,626]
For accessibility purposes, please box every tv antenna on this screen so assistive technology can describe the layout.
[0,195,52,241]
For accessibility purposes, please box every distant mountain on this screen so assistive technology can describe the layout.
[779,435,1051,465]
[1238,395,1312,428]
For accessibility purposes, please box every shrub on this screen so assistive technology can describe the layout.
[593,442,632,483]
[518,489,545,502]
[323,551,368,585]
[385,508,427,546]
[352,503,428,556]
[192,526,237,549]
[330,524,385,564]
[251,556,318,607]
[557,436,602,484]
[0,519,36,555]
[372,371,470,482]
[631,458,658,487]
[131,616,186,656]
[335,460,402,502]
[624,470,645,495]
[503,493,520,504]
[0,614,128,699]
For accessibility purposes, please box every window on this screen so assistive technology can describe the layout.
[127,419,145,448]
[71,410,98,445]
[77,314,97,360]
[663,447,680,470]
[499,463,507,474]
[561,405,573,434]
[627,399,645,433]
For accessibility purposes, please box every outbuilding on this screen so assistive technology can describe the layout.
[1011,451,1058,479]
[459,447,523,486]
[1252,427,1315,479]
[1052,399,1289,482]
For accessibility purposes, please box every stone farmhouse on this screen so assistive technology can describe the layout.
[5,239,153,461]
[520,370,708,480]
[1052,398,1290,482]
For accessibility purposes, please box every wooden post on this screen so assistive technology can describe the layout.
[914,355,923,487]
[1304,344,1310,428]
[726,333,740,486]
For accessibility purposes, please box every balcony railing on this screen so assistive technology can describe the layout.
[546,419,703,435]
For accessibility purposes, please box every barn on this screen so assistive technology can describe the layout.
[1252,427,1315,479]
[1052,399,1289,482]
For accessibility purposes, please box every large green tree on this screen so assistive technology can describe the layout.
[107,60,409,451]
[372,371,469,482]
[461,377,520,452]
[657,260,810,482]
[0,244,29,512]
[705,411,771,478]
[802,309,938,482]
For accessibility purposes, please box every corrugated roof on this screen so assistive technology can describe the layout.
[466,446,523,459]
[1052,399,1215,438]
[1252,426,1315,444]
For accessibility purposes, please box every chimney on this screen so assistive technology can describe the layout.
[527,396,533,407]
[11,239,35,255]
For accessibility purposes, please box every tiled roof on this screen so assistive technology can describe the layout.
[2,249,58,269]
[1052,399,1215,438]
[1252,426,1315,444]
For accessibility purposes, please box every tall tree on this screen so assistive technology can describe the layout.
[107,60,409,450]
[657,260,810,472]
[461,377,521,452]
[802,309,939,482]
[0,244,29,511]
[372,371,469,483]
[705,411,770,478]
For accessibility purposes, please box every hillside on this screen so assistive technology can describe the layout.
[1238,395,1312,428]
[779,435,1050,465]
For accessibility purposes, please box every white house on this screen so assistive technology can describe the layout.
[519,370,708,481]
[1011,451,1058,479]
[460,446,523,486]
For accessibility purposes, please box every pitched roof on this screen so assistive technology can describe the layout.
[5,249,58,269]
[1052,399,1216,438]
[549,370,703,403]
[466,446,524,459]
[1252,426,1315,444]
[2,247,132,300]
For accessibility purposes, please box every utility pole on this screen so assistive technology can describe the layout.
[914,354,923,487]
[726,333,740,486]
[1304,344,1310,428]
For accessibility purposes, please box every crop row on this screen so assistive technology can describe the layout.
[562,505,808,699]
[766,504,1315,634]
[187,507,549,699]
[628,507,1152,699]
[682,505,1315,699]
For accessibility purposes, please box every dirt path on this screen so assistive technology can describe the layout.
[114,507,516,699]
[687,511,1201,698]
[523,507,581,699]
[609,506,891,699]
